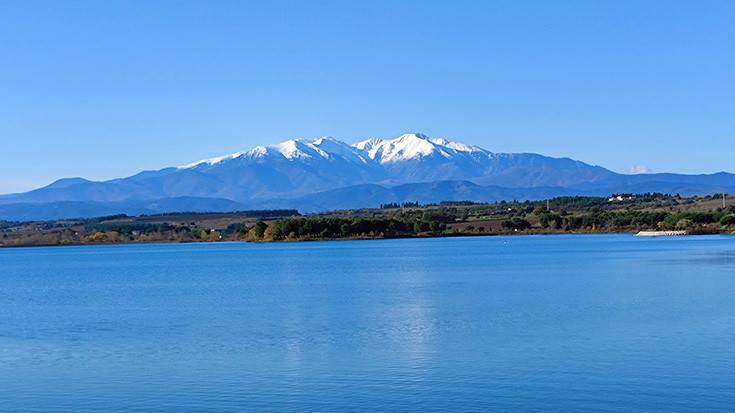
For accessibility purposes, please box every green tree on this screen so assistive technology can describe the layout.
[501,218,532,230]
[263,224,282,241]
[539,213,562,229]
[251,222,267,238]
[719,214,735,226]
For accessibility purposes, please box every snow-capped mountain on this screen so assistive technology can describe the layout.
[1,133,734,221]
[182,133,484,168]
[174,133,615,193]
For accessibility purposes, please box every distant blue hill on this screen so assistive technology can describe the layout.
[1,133,733,221]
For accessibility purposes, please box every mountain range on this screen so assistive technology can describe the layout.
[2,133,734,221]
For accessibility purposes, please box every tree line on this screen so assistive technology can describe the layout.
[537,209,735,231]
[246,216,449,241]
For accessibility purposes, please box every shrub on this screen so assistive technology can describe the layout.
[675,219,693,230]
[501,218,532,230]
[719,214,735,226]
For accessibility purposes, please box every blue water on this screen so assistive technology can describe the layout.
[1,235,735,411]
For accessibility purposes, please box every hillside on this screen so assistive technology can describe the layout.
[1,133,734,221]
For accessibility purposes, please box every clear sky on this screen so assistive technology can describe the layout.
[1,1,734,194]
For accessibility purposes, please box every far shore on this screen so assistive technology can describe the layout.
[3,194,734,249]
[3,229,731,250]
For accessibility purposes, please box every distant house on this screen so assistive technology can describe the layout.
[608,195,635,202]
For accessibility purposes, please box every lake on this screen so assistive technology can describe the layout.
[1,235,734,411]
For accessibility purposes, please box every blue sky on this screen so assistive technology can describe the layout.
[1,1,734,194]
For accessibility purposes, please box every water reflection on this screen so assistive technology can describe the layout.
[1,236,735,411]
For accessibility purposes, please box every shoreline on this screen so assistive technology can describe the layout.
[3,194,733,249]
[3,230,731,250]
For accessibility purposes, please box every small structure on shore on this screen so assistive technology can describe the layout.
[635,230,687,237]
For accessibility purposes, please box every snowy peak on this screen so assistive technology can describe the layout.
[182,136,358,168]
[179,133,496,169]
[245,136,367,162]
[18,131,718,222]
[273,139,320,160]
[352,137,382,151]
[371,133,493,163]
[307,136,367,162]
[244,138,321,161]
[365,133,440,163]
[352,133,490,163]
[180,152,246,169]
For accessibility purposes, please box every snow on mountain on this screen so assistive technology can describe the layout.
[181,133,492,169]
[183,136,369,168]
[352,137,382,151]
[0,133,618,207]
[3,132,735,221]
[180,152,246,168]
[362,133,445,163]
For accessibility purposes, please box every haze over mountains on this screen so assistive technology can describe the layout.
[2,133,734,221]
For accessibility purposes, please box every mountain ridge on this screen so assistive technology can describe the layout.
[1,133,733,221]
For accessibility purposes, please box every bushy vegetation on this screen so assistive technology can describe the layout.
[247,216,449,241]
[720,214,735,226]
[663,211,726,226]
[539,210,732,232]
[140,209,299,219]
[380,202,420,209]
[565,210,670,231]
[501,218,532,230]
[85,222,184,235]
[3,193,734,247]
[0,221,15,230]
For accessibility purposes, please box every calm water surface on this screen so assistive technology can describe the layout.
[1,235,735,411]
